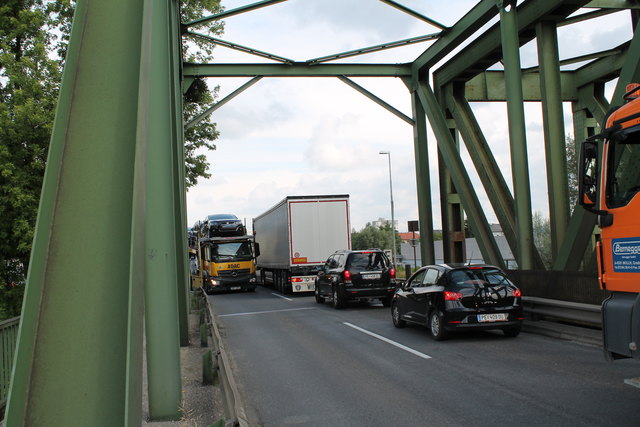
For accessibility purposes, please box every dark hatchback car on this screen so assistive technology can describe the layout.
[203,214,245,237]
[391,264,523,340]
[315,249,396,309]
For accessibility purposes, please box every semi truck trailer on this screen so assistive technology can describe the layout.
[253,195,351,293]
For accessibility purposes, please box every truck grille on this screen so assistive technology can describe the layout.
[218,269,251,278]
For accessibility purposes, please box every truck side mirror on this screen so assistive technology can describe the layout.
[254,242,260,257]
[578,141,598,209]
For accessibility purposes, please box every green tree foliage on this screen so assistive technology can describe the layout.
[532,212,552,269]
[181,0,224,187]
[566,135,578,211]
[0,1,223,319]
[351,223,401,257]
[0,0,67,319]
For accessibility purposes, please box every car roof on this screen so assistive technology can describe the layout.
[416,263,502,272]
[206,214,238,220]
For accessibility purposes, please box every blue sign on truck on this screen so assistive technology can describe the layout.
[612,237,640,272]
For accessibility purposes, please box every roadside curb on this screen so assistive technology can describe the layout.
[523,319,602,347]
[202,291,250,427]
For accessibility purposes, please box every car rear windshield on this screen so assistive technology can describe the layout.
[449,268,513,287]
[346,252,389,272]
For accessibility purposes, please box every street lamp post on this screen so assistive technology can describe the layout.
[379,151,396,267]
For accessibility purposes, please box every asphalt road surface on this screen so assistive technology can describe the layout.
[209,286,640,426]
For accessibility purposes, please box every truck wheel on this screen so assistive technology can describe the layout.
[332,286,345,309]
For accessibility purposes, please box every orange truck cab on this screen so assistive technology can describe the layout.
[579,83,640,360]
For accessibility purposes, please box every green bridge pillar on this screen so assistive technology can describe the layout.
[5,1,147,425]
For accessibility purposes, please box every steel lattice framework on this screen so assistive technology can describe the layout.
[4,0,639,425]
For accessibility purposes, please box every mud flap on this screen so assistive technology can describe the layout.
[602,292,640,360]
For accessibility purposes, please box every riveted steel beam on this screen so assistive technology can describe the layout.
[5,1,145,425]
[183,63,412,77]
[464,70,576,102]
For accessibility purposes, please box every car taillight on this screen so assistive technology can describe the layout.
[444,291,463,301]
[343,270,351,281]
[390,268,395,279]
[512,289,522,297]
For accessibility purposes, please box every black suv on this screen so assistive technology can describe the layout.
[315,249,396,309]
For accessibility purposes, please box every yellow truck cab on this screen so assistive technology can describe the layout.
[198,235,260,293]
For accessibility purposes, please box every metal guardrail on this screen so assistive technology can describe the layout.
[523,296,602,328]
[1,316,20,415]
[199,290,249,427]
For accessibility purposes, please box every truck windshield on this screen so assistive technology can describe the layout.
[211,242,253,261]
[607,126,640,209]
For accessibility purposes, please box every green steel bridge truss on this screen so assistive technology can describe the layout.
[4,0,639,425]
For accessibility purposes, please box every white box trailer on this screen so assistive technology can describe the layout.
[253,195,351,293]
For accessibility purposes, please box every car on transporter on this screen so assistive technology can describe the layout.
[315,249,396,309]
[391,264,523,340]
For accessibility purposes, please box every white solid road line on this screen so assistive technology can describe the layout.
[272,293,293,301]
[343,322,432,360]
[218,307,315,317]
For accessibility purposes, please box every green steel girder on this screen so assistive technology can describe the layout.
[185,31,295,63]
[443,83,546,270]
[554,26,640,270]
[464,70,576,101]
[379,0,448,30]
[413,0,499,73]
[170,0,190,349]
[537,20,570,260]
[438,113,467,264]
[186,76,263,129]
[140,0,183,419]
[574,42,629,88]
[612,20,640,104]
[5,0,146,425]
[183,63,412,77]
[306,33,440,65]
[432,0,590,88]
[415,79,505,269]
[184,0,288,28]
[338,76,414,125]
[499,1,535,270]
[407,83,436,265]
[585,0,640,8]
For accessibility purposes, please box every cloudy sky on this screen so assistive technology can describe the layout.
[186,0,632,233]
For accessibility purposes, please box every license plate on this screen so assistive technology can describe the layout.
[478,313,507,322]
[362,274,381,280]
[230,286,241,290]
